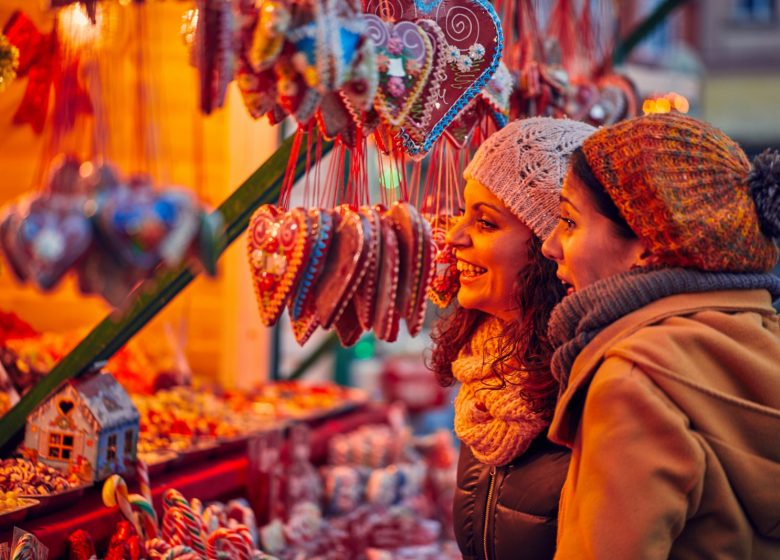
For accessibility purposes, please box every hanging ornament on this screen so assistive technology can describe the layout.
[192,0,236,114]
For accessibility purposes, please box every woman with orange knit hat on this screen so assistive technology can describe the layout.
[429,116,595,560]
[542,112,780,559]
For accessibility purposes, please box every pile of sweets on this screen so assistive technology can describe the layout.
[0,457,82,495]
[132,386,278,458]
[248,380,365,420]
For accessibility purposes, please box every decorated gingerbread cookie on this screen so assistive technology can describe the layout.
[353,207,382,331]
[313,206,369,329]
[247,205,313,326]
[372,210,401,342]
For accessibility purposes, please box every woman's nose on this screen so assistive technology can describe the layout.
[542,226,561,261]
[445,217,469,247]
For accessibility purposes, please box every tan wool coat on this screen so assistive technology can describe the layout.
[549,289,780,559]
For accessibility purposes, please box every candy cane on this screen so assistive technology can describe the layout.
[207,527,252,560]
[103,475,144,538]
[136,458,152,503]
[11,533,35,560]
[146,537,171,560]
[162,490,207,558]
[164,545,199,560]
[129,492,159,539]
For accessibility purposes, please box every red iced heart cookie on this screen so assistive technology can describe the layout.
[373,210,401,342]
[353,207,382,331]
[247,205,312,326]
[314,207,369,329]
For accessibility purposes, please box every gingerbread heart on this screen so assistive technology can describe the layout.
[400,19,448,146]
[363,0,503,155]
[290,208,334,321]
[442,98,483,150]
[0,205,30,283]
[314,207,369,328]
[340,36,379,122]
[365,15,434,128]
[405,212,433,336]
[95,182,201,272]
[353,207,382,331]
[247,206,312,326]
[291,306,321,346]
[373,210,401,342]
[334,299,363,347]
[18,195,93,291]
[316,92,352,140]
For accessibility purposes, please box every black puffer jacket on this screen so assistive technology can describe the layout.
[453,434,570,560]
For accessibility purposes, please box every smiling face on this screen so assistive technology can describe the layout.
[542,170,646,294]
[445,179,534,321]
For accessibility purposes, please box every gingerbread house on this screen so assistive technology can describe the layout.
[24,372,140,482]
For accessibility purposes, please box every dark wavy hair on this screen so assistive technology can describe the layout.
[427,235,566,413]
[570,147,637,240]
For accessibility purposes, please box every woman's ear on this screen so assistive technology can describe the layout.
[632,245,657,269]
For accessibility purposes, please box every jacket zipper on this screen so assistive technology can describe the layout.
[483,465,497,560]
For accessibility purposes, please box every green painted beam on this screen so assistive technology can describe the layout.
[0,131,333,451]
[612,0,692,66]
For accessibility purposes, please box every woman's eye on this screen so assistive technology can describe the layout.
[477,218,497,230]
[560,217,575,230]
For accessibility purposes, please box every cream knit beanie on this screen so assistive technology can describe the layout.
[464,117,596,239]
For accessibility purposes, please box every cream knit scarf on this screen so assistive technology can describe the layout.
[453,317,551,467]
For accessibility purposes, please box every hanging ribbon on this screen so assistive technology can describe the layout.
[3,11,92,134]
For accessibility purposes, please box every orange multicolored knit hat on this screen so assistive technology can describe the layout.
[581,113,779,272]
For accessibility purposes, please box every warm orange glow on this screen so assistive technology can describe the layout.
[642,92,690,115]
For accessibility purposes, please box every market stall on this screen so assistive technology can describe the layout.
[0,0,660,557]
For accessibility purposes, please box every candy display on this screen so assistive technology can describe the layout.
[246,419,460,560]
[248,202,433,345]
[99,475,279,560]
[0,155,223,308]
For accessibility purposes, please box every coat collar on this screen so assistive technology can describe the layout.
[549,289,776,446]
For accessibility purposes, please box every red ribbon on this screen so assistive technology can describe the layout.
[3,10,92,135]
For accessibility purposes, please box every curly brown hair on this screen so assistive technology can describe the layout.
[427,235,566,413]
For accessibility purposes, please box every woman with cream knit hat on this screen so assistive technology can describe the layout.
[428,116,595,560]
[542,112,780,559]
